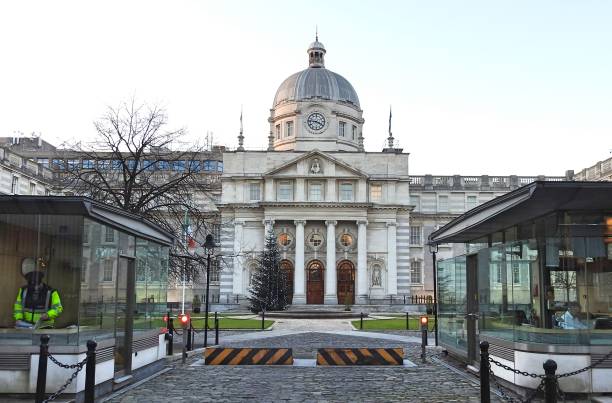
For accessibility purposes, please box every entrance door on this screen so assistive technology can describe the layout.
[114,256,135,376]
[306,260,324,304]
[466,254,479,363]
[337,260,355,305]
[280,260,294,304]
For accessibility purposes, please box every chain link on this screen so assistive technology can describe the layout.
[42,355,87,403]
[488,361,524,403]
[556,349,612,378]
[489,357,543,379]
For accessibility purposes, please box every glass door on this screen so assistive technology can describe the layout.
[114,256,135,376]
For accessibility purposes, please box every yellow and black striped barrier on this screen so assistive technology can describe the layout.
[316,348,404,366]
[204,348,293,365]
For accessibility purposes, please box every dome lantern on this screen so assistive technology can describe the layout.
[307,34,326,68]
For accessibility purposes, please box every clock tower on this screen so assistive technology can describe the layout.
[269,37,365,152]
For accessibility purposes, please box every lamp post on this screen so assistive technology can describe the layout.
[203,234,215,348]
[428,242,439,346]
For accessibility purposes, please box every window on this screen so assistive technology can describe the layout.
[111,160,122,170]
[158,160,170,170]
[466,195,478,211]
[277,181,293,201]
[340,234,353,247]
[105,227,115,243]
[352,125,357,140]
[136,259,146,282]
[212,224,221,243]
[339,182,353,201]
[82,159,95,169]
[410,226,422,245]
[276,124,281,140]
[286,121,293,137]
[67,159,80,170]
[410,195,420,210]
[210,260,220,282]
[98,160,111,170]
[278,233,293,247]
[512,262,520,284]
[37,158,49,168]
[29,182,36,195]
[103,259,114,281]
[438,195,449,212]
[249,183,260,201]
[370,184,382,202]
[52,159,64,170]
[339,121,346,137]
[410,260,422,284]
[309,233,323,248]
[493,263,502,283]
[172,161,186,172]
[309,182,323,201]
[11,176,19,194]
[217,162,223,172]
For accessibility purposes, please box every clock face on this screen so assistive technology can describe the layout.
[307,112,326,131]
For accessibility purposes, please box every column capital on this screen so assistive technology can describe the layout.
[262,219,275,226]
[234,220,244,226]
[325,220,337,226]
[294,219,307,226]
[357,220,369,226]
[386,221,397,227]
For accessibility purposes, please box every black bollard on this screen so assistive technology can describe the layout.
[167,317,174,356]
[186,320,192,351]
[261,310,265,330]
[214,312,219,345]
[406,312,409,330]
[543,359,558,403]
[480,341,490,403]
[360,312,364,330]
[35,334,50,403]
[84,340,97,403]
[421,318,428,363]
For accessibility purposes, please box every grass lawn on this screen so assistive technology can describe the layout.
[351,316,436,331]
[190,317,274,330]
[80,315,273,330]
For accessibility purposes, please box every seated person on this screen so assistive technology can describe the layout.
[13,258,63,329]
[560,302,588,330]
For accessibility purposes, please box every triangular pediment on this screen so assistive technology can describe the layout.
[263,150,368,179]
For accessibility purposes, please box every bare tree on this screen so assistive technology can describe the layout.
[58,99,221,280]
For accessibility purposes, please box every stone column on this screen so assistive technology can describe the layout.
[232,221,244,295]
[357,220,368,303]
[293,220,306,304]
[387,222,397,295]
[324,220,337,304]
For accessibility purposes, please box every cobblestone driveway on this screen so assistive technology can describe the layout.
[107,332,491,403]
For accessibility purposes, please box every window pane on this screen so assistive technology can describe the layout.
[370,184,382,202]
[340,183,353,201]
[309,183,322,201]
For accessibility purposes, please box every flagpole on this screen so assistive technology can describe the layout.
[181,210,188,315]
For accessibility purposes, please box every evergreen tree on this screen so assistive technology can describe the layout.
[248,229,290,312]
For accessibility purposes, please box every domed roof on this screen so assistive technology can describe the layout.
[273,68,360,108]
[272,38,360,109]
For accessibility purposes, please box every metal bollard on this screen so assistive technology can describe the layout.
[480,341,490,403]
[543,359,558,403]
[167,317,174,356]
[84,340,97,403]
[420,317,428,363]
[186,320,192,351]
[215,311,219,345]
[360,312,364,330]
[35,334,50,403]
[261,310,265,330]
[406,312,409,330]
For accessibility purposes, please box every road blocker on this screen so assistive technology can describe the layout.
[204,347,293,365]
[316,348,404,366]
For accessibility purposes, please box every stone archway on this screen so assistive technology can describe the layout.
[306,260,325,304]
[337,260,355,305]
[280,259,294,304]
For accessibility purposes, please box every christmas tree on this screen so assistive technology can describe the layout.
[248,229,290,313]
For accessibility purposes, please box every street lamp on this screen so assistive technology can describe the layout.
[428,242,439,346]
[203,234,216,348]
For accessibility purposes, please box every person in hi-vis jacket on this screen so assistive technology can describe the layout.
[13,258,63,329]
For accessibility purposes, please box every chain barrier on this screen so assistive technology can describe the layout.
[42,354,88,403]
[556,349,612,379]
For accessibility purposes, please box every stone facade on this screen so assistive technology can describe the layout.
[574,155,612,181]
[0,140,54,196]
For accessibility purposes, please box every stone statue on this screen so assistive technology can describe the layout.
[310,158,321,174]
[372,267,381,286]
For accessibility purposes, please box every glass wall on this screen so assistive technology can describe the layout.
[438,212,612,348]
[0,214,83,345]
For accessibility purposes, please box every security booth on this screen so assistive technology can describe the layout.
[429,181,612,395]
[0,196,173,400]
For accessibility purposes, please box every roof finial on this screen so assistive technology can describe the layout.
[237,106,244,151]
[387,105,394,148]
[316,25,318,42]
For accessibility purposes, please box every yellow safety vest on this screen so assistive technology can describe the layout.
[14,286,63,328]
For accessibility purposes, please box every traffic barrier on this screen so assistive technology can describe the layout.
[204,348,293,365]
[316,348,403,366]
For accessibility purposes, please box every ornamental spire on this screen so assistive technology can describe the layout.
[237,106,244,151]
[387,105,394,148]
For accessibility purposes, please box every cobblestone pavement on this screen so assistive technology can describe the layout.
[107,332,498,402]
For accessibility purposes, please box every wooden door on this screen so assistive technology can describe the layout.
[280,260,294,304]
[306,261,324,304]
[337,260,355,305]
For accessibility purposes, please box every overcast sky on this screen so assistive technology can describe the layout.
[1,1,610,175]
